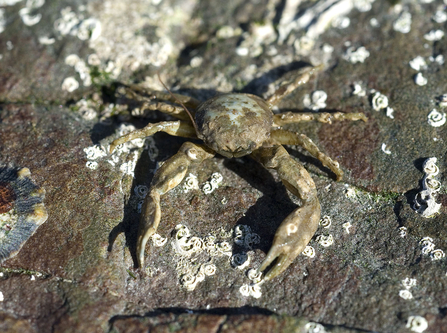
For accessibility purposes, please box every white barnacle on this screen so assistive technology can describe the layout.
[302,246,316,258]
[249,283,262,298]
[65,54,80,66]
[202,182,213,194]
[342,222,352,234]
[427,109,446,127]
[203,263,216,276]
[398,226,407,238]
[0,291,3,302]
[406,316,428,333]
[231,253,250,269]
[19,7,42,26]
[409,56,427,71]
[430,249,445,261]
[151,234,167,247]
[303,90,327,111]
[385,107,395,119]
[371,92,389,111]
[424,177,441,192]
[352,82,366,96]
[134,185,148,199]
[239,284,251,297]
[420,237,435,254]
[210,172,223,187]
[424,29,444,41]
[381,143,391,155]
[247,268,263,283]
[216,241,232,256]
[343,46,370,63]
[414,73,427,86]
[304,322,326,333]
[345,187,357,198]
[84,145,107,160]
[393,11,412,34]
[399,289,413,300]
[183,173,198,193]
[433,10,447,23]
[316,234,333,247]
[402,277,417,289]
[61,77,79,92]
[319,215,332,228]
[85,161,98,170]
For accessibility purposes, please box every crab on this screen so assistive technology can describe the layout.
[109,65,367,281]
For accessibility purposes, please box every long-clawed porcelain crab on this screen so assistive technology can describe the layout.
[110,65,367,281]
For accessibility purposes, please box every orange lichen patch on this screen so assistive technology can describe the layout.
[0,182,16,214]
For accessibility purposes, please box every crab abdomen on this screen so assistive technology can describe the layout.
[195,93,273,158]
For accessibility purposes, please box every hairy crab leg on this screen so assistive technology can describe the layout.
[109,121,197,153]
[128,84,201,109]
[266,64,323,108]
[273,111,367,126]
[251,145,321,281]
[137,142,215,268]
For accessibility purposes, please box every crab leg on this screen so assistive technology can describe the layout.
[266,64,323,107]
[137,142,215,267]
[109,121,197,153]
[271,129,344,181]
[273,111,367,125]
[251,145,321,281]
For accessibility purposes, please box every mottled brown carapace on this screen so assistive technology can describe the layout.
[0,182,16,214]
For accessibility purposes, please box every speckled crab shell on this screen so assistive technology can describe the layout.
[195,93,273,158]
[0,166,48,262]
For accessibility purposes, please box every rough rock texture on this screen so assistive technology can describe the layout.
[0,0,446,332]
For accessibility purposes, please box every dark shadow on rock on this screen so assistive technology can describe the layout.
[286,146,337,181]
[224,157,297,254]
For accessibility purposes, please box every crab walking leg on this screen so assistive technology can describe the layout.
[271,129,343,181]
[273,111,367,126]
[266,64,323,107]
[109,121,197,153]
[137,142,215,267]
[118,86,196,121]
[251,145,321,280]
[128,84,201,109]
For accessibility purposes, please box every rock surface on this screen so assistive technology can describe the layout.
[0,0,446,332]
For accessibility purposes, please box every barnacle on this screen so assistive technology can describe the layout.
[427,109,446,127]
[319,215,332,228]
[402,278,417,289]
[134,185,149,199]
[231,252,250,269]
[371,92,389,111]
[393,11,412,34]
[414,73,427,86]
[398,226,407,238]
[399,289,413,300]
[430,249,445,261]
[0,166,48,262]
[342,222,352,234]
[343,46,370,63]
[304,322,326,333]
[183,173,198,193]
[302,245,316,258]
[406,316,428,333]
[239,282,262,298]
[247,268,263,283]
[413,158,442,217]
[316,234,333,247]
[202,172,223,194]
[151,234,167,247]
[303,90,327,111]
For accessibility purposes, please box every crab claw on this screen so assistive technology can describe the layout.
[136,191,161,268]
[259,197,320,281]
